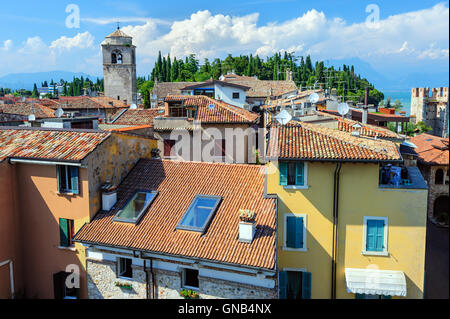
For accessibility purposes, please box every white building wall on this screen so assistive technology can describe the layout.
[214,84,247,108]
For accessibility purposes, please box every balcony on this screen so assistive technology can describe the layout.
[379,165,428,190]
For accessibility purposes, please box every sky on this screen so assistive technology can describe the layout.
[0,0,448,85]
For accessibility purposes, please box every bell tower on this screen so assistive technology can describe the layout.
[102,27,137,104]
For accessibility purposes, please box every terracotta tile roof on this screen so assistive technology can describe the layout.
[0,127,111,162]
[164,95,259,124]
[151,82,194,98]
[224,78,298,98]
[0,103,56,119]
[113,108,165,126]
[181,80,250,91]
[74,159,276,270]
[410,133,449,165]
[106,29,132,38]
[267,122,402,161]
[46,96,128,110]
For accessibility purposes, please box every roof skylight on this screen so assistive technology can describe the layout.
[113,190,158,224]
[176,195,222,233]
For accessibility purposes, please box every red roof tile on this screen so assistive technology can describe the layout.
[113,108,164,126]
[74,159,276,270]
[410,133,449,165]
[0,103,56,119]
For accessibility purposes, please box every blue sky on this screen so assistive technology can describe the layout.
[0,0,448,87]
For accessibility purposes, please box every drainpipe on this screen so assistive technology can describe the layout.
[0,260,14,299]
[331,162,342,299]
[140,252,156,299]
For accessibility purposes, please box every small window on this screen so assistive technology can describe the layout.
[117,257,133,279]
[183,268,199,289]
[363,217,388,255]
[214,139,226,157]
[57,165,79,194]
[53,271,79,299]
[232,92,240,99]
[113,191,158,224]
[177,195,222,233]
[435,169,444,184]
[279,162,305,186]
[59,218,74,247]
[285,215,306,250]
[279,271,311,299]
[164,139,176,157]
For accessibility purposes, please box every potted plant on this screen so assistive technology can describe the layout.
[115,282,133,290]
[238,209,256,223]
[238,210,256,243]
[180,289,199,299]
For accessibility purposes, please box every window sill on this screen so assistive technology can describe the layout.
[282,246,307,252]
[182,285,199,291]
[118,276,133,281]
[361,250,389,257]
[58,246,77,252]
[56,191,77,197]
[283,185,309,190]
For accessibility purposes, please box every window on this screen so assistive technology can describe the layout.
[113,191,158,224]
[363,217,388,255]
[279,162,306,187]
[182,268,199,289]
[59,218,74,247]
[435,169,444,184]
[232,92,240,99]
[176,195,222,233]
[169,104,188,117]
[214,139,226,157]
[284,215,306,250]
[163,139,176,157]
[117,257,133,279]
[279,270,311,299]
[111,51,122,64]
[53,271,79,299]
[57,165,79,194]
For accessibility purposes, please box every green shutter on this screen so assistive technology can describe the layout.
[279,162,288,186]
[56,166,61,193]
[301,272,311,299]
[295,162,304,186]
[59,218,69,247]
[279,271,287,299]
[376,220,385,251]
[294,217,304,248]
[366,220,377,251]
[355,293,364,299]
[381,295,392,299]
[70,167,79,195]
[286,216,296,248]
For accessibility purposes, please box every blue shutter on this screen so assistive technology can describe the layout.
[301,272,311,299]
[279,271,287,299]
[355,293,364,299]
[381,295,391,299]
[295,162,304,186]
[375,220,385,251]
[286,216,296,248]
[294,217,304,249]
[279,162,288,186]
[366,220,377,251]
[70,167,79,195]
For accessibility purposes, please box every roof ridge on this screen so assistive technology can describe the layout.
[203,96,256,121]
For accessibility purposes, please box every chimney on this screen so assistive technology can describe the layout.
[238,210,256,243]
[364,87,369,106]
[362,106,369,124]
[164,102,170,116]
[101,183,117,211]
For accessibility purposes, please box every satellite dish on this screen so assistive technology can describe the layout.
[401,141,417,148]
[276,109,292,125]
[130,104,138,109]
[287,94,297,99]
[309,93,319,104]
[28,114,36,121]
[338,103,349,116]
[54,106,64,118]
[158,109,165,114]
[21,97,26,103]
[208,104,215,110]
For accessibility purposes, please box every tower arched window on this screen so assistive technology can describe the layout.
[435,168,444,184]
[111,51,123,64]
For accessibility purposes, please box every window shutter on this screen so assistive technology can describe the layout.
[301,272,311,299]
[355,293,364,299]
[295,162,304,186]
[381,295,391,299]
[70,167,79,195]
[56,166,61,193]
[279,271,287,299]
[376,220,385,251]
[294,217,304,248]
[286,216,296,248]
[366,220,377,251]
[279,162,288,186]
[59,218,69,247]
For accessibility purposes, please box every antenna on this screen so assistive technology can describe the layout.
[130,103,138,109]
[337,102,349,118]
[309,93,319,104]
[54,106,64,118]
[276,109,292,126]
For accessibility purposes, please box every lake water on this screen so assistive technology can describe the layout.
[382,91,411,116]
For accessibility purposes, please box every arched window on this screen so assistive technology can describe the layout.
[435,168,444,184]
[111,51,123,64]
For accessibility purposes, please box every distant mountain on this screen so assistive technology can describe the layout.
[0,71,101,90]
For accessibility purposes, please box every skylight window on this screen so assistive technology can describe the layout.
[113,191,158,224]
[176,195,222,233]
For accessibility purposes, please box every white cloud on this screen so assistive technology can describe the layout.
[2,40,13,51]
[50,32,95,51]
[18,36,47,54]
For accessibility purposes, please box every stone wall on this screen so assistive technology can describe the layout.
[418,164,449,221]
[199,276,277,299]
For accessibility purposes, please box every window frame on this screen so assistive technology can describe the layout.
[283,213,307,251]
[57,165,79,195]
[362,216,388,256]
[117,257,133,279]
[112,190,159,224]
[279,161,308,189]
[59,218,75,248]
[181,267,199,290]
[279,268,311,299]
[163,139,176,158]
[176,194,222,233]
[232,92,240,99]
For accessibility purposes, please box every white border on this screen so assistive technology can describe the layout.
[283,213,307,252]
[362,216,388,256]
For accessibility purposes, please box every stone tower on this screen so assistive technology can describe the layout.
[102,28,137,104]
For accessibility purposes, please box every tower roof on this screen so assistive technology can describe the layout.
[106,28,132,38]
